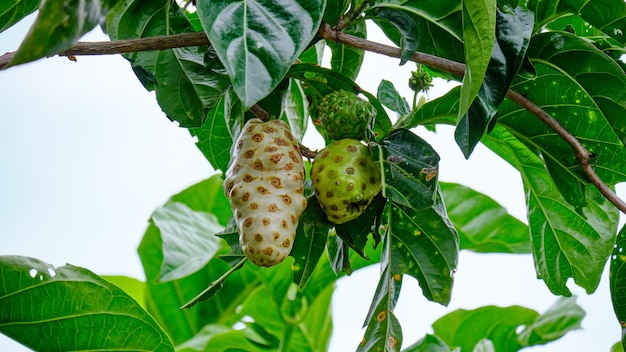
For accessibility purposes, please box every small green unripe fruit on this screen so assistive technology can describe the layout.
[223,119,307,267]
[315,90,375,141]
[310,139,381,224]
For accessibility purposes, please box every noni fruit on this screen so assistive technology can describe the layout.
[315,90,375,141]
[223,119,307,267]
[310,139,381,224]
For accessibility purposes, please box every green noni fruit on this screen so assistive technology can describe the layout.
[310,139,381,224]
[315,90,375,141]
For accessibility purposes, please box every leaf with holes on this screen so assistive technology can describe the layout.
[0,256,174,351]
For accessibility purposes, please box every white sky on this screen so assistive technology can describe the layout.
[1,14,624,352]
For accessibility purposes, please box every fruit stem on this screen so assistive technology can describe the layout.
[278,321,296,352]
[376,144,386,199]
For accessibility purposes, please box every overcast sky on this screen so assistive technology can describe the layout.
[1,14,624,352]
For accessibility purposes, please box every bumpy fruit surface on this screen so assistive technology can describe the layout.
[310,139,381,224]
[315,90,375,140]
[223,119,307,267]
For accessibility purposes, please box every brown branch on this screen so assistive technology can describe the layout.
[2,23,624,213]
[318,22,626,214]
[0,32,210,70]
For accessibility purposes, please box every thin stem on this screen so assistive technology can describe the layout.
[179,257,247,310]
[277,321,296,352]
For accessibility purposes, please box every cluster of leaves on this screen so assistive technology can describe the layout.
[2,0,626,351]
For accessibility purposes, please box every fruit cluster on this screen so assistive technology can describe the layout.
[224,91,381,267]
[311,90,381,224]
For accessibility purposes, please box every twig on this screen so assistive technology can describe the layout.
[0,32,210,70]
[318,22,626,214]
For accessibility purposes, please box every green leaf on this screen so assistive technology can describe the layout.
[531,0,626,45]
[176,324,273,352]
[458,0,496,119]
[288,62,361,97]
[335,193,387,257]
[330,20,366,80]
[0,255,174,352]
[195,0,325,109]
[610,224,626,350]
[440,182,530,253]
[377,79,411,116]
[367,6,420,65]
[518,296,585,347]
[455,4,533,158]
[357,265,403,352]
[106,0,230,128]
[169,174,233,223]
[326,232,354,275]
[151,202,224,282]
[396,85,460,129]
[0,0,39,33]
[386,190,459,305]
[497,31,626,209]
[402,334,454,352]
[483,125,619,295]
[376,129,440,210]
[8,0,118,67]
[432,305,538,352]
[291,222,329,288]
[103,275,147,308]
[189,97,233,173]
[369,0,464,73]
[280,78,309,142]
[154,46,231,127]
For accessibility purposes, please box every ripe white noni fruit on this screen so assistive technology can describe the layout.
[223,119,307,267]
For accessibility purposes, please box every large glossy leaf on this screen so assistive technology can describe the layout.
[458,0,496,121]
[8,0,120,67]
[432,296,584,351]
[517,296,585,346]
[0,256,173,351]
[154,46,231,127]
[483,126,619,295]
[498,32,626,208]
[151,202,223,282]
[433,305,537,351]
[106,0,230,128]
[611,224,626,350]
[0,0,39,33]
[531,0,626,45]
[195,0,325,109]
[290,221,330,288]
[386,190,459,305]
[440,182,530,253]
[376,129,440,210]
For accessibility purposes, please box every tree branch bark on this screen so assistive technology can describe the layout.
[2,24,624,213]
